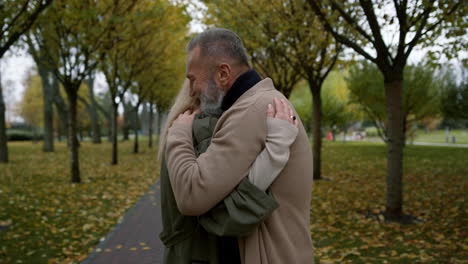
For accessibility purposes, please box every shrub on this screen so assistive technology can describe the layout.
[364,127,379,137]
[6,129,44,141]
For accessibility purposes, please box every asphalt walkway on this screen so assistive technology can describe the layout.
[81,181,164,264]
[344,138,468,148]
[409,141,468,147]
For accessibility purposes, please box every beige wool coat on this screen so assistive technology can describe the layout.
[166,78,314,263]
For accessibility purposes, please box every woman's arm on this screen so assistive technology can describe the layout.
[199,99,298,237]
[248,116,298,191]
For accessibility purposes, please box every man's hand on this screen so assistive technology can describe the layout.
[172,109,200,127]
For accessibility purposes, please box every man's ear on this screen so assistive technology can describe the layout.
[217,63,231,89]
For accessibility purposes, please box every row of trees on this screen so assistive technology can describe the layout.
[17,71,143,143]
[347,62,462,141]
[201,0,465,221]
[0,0,54,166]
[1,0,465,222]
[291,62,466,141]
[0,0,190,183]
[17,58,463,149]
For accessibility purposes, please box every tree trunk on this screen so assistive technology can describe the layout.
[111,102,118,165]
[342,127,347,143]
[123,125,130,140]
[0,80,8,163]
[66,87,81,183]
[133,103,140,154]
[141,103,149,136]
[402,112,409,147]
[56,123,62,141]
[87,78,101,144]
[29,40,56,152]
[155,110,160,145]
[107,122,112,142]
[39,68,54,152]
[148,103,154,148]
[383,75,405,219]
[157,110,166,145]
[56,115,63,142]
[51,75,70,147]
[310,81,322,180]
[122,102,130,141]
[78,127,83,142]
[94,97,112,142]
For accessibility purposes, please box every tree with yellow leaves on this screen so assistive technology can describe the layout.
[99,0,190,163]
[28,0,124,183]
[0,0,52,163]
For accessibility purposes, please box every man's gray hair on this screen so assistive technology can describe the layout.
[187,28,249,67]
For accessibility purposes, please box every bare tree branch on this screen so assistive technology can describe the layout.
[0,0,53,58]
[329,0,375,43]
[308,0,377,63]
[358,0,392,63]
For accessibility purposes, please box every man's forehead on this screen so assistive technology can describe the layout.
[187,47,201,65]
[186,47,202,76]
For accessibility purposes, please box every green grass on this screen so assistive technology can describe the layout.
[1,140,467,264]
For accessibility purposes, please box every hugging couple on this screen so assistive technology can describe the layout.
[159,28,314,264]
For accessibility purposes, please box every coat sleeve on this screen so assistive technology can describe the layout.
[197,118,296,236]
[198,177,278,237]
[248,117,298,191]
[165,103,266,216]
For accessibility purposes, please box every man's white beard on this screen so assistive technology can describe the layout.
[200,78,224,115]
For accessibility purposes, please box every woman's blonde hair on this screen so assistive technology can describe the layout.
[158,79,200,160]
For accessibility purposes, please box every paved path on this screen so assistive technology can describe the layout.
[409,141,468,148]
[81,181,164,264]
[343,138,468,148]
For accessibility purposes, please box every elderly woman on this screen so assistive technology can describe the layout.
[158,80,298,263]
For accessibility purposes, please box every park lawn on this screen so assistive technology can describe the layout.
[413,129,468,144]
[0,140,466,264]
[312,141,467,264]
[364,128,468,145]
[0,140,159,264]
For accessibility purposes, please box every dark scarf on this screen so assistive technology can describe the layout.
[217,69,261,264]
[221,69,262,111]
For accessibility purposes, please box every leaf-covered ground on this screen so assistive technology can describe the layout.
[0,141,159,264]
[0,141,466,263]
[312,142,467,264]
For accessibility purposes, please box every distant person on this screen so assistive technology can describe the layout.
[164,28,314,263]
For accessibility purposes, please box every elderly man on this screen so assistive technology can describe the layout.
[166,28,314,263]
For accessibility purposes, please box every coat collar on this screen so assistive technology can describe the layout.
[221,69,262,111]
